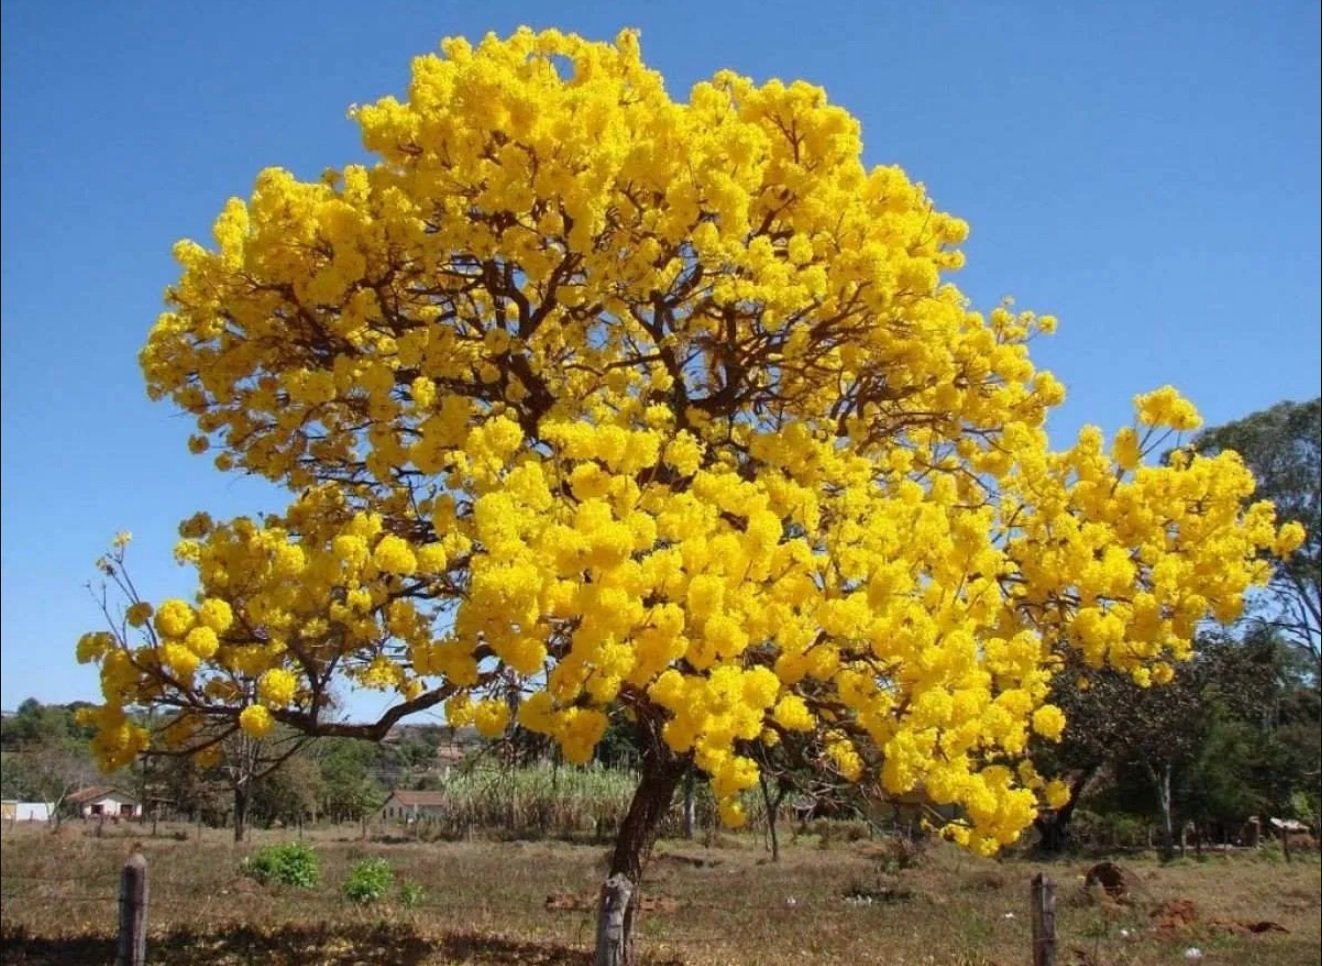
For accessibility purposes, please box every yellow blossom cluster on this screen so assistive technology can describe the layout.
[77,28,1294,852]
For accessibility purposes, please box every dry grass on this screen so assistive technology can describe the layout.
[1,820,1319,964]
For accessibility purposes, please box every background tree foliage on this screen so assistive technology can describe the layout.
[1032,397,1322,856]
[1189,398,1321,666]
[0,700,98,819]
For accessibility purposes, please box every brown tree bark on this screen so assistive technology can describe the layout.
[680,767,696,840]
[757,770,791,862]
[1032,766,1099,854]
[595,746,686,966]
[233,784,249,845]
[1144,760,1176,863]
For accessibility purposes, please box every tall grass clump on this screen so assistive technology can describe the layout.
[387,764,638,840]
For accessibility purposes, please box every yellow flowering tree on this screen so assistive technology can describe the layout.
[86,539,313,843]
[76,28,1299,960]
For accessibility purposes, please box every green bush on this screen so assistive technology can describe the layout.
[398,880,426,907]
[1072,809,1150,850]
[343,857,394,904]
[243,842,320,889]
[809,818,872,847]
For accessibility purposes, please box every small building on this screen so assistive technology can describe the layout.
[434,741,468,780]
[378,789,447,823]
[1269,817,1310,834]
[1,801,55,822]
[67,786,142,819]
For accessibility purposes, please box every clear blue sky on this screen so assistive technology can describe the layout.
[2,1,1319,722]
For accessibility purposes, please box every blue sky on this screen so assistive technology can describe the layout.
[2,1,1319,722]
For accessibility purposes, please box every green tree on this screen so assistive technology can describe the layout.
[0,698,96,749]
[145,716,311,842]
[1190,398,1321,666]
[252,751,325,826]
[1037,630,1318,856]
[0,700,98,823]
[317,738,384,822]
[0,739,95,822]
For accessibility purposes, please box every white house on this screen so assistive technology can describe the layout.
[66,786,142,819]
[1,801,55,822]
[378,789,447,823]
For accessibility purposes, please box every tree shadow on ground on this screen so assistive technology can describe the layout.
[0,922,604,964]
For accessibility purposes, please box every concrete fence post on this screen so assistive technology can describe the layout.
[117,851,148,966]
[595,873,634,966]
[1031,872,1056,966]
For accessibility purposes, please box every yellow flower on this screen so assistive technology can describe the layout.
[257,668,298,707]
[1043,780,1071,810]
[1111,427,1141,471]
[772,695,814,731]
[198,598,233,632]
[76,632,115,664]
[1031,705,1066,742]
[185,625,219,659]
[239,705,274,737]
[718,798,747,828]
[1275,521,1306,558]
[153,599,195,638]
[125,602,153,627]
[472,699,511,738]
[372,534,417,575]
[161,642,200,679]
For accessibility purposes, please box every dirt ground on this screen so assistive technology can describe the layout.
[1,820,1319,964]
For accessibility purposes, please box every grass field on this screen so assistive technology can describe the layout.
[0,820,1318,964]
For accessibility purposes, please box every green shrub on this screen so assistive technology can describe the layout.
[398,881,426,907]
[809,818,872,847]
[243,842,320,889]
[872,834,927,872]
[1072,809,1150,850]
[343,857,394,904]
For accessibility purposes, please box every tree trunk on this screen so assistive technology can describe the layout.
[680,767,696,840]
[1032,766,1096,854]
[595,748,686,966]
[1147,761,1175,863]
[758,772,779,861]
[757,772,790,862]
[233,785,249,845]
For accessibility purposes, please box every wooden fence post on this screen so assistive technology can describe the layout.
[595,873,633,966]
[117,851,148,966]
[1031,872,1056,966]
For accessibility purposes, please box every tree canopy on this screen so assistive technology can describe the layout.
[76,27,1297,871]
[1189,398,1320,664]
